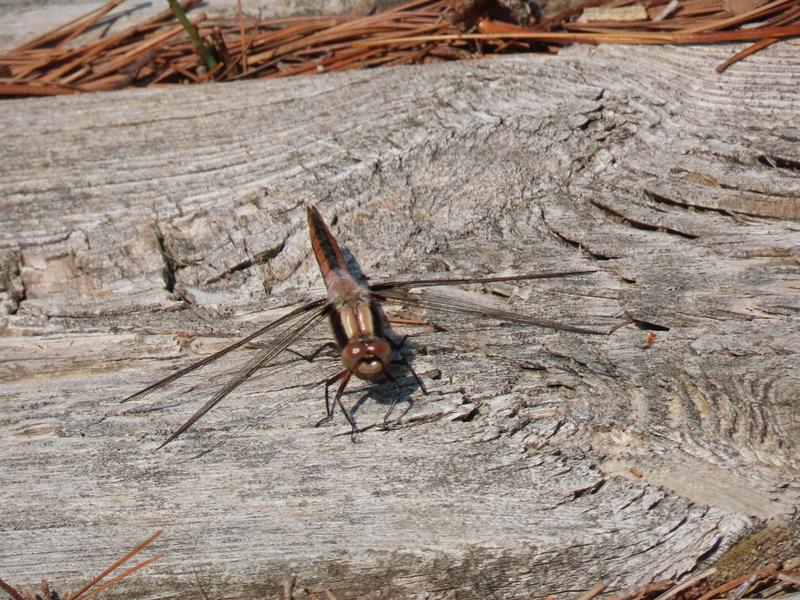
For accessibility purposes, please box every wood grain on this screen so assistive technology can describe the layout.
[1,42,798,598]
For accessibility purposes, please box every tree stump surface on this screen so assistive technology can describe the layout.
[1,42,799,598]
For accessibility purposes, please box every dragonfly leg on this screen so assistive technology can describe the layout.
[287,341,338,363]
[389,335,428,395]
[329,370,358,442]
[316,369,348,427]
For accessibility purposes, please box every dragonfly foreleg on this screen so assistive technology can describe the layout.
[287,341,338,364]
[329,370,357,442]
[316,369,348,427]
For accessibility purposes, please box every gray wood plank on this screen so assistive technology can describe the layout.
[1,42,799,598]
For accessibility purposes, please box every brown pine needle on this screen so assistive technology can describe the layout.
[1,0,799,97]
[0,530,163,600]
[717,2,800,71]
[82,18,201,83]
[77,553,165,600]
[15,0,124,51]
[680,0,794,33]
[653,568,716,600]
[67,529,164,600]
[576,582,608,600]
[0,577,26,600]
[716,37,780,72]
[353,22,800,46]
[695,563,781,600]
[0,80,85,95]
[237,0,247,70]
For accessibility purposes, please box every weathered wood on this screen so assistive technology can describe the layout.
[1,42,799,598]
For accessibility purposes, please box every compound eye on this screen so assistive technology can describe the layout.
[341,338,393,380]
[365,339,392,365]
[341,342,369,373]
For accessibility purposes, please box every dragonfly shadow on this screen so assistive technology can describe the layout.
[293,331,426,434]
[345,346,423,428]
[186,344,423,453]
[334,247,428,429]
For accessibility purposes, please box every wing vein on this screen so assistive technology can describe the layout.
[121,298,327,403]
[157,304,331,448]
[370,270,597,292]
[374,287,607,335]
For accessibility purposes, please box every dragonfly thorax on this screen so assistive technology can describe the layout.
[342,337,392,380]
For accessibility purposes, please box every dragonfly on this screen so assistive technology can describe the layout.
[122,205,606,447]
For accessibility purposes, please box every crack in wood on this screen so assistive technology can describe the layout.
[153,222,177,294]
[203,240,286,285]
[757,154,800,172]
[589,198,699,240]
[630,317,670,331]
[572,478,606,500]
[0,251,26,314]
[642,188,750,218]
[546,222,618,261]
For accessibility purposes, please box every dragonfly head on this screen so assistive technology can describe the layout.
[342,337,393,380]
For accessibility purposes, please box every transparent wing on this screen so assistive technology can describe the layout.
[157,303,331,449]
[121,298,328,403]
[369,270,597,292]
[372,271,607,335]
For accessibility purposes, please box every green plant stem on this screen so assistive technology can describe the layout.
[167,0,218,70]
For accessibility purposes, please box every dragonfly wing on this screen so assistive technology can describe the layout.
[157,303,331,449]
[369,270,597,292]
[373,286,607,335]
[121,298,328,403]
